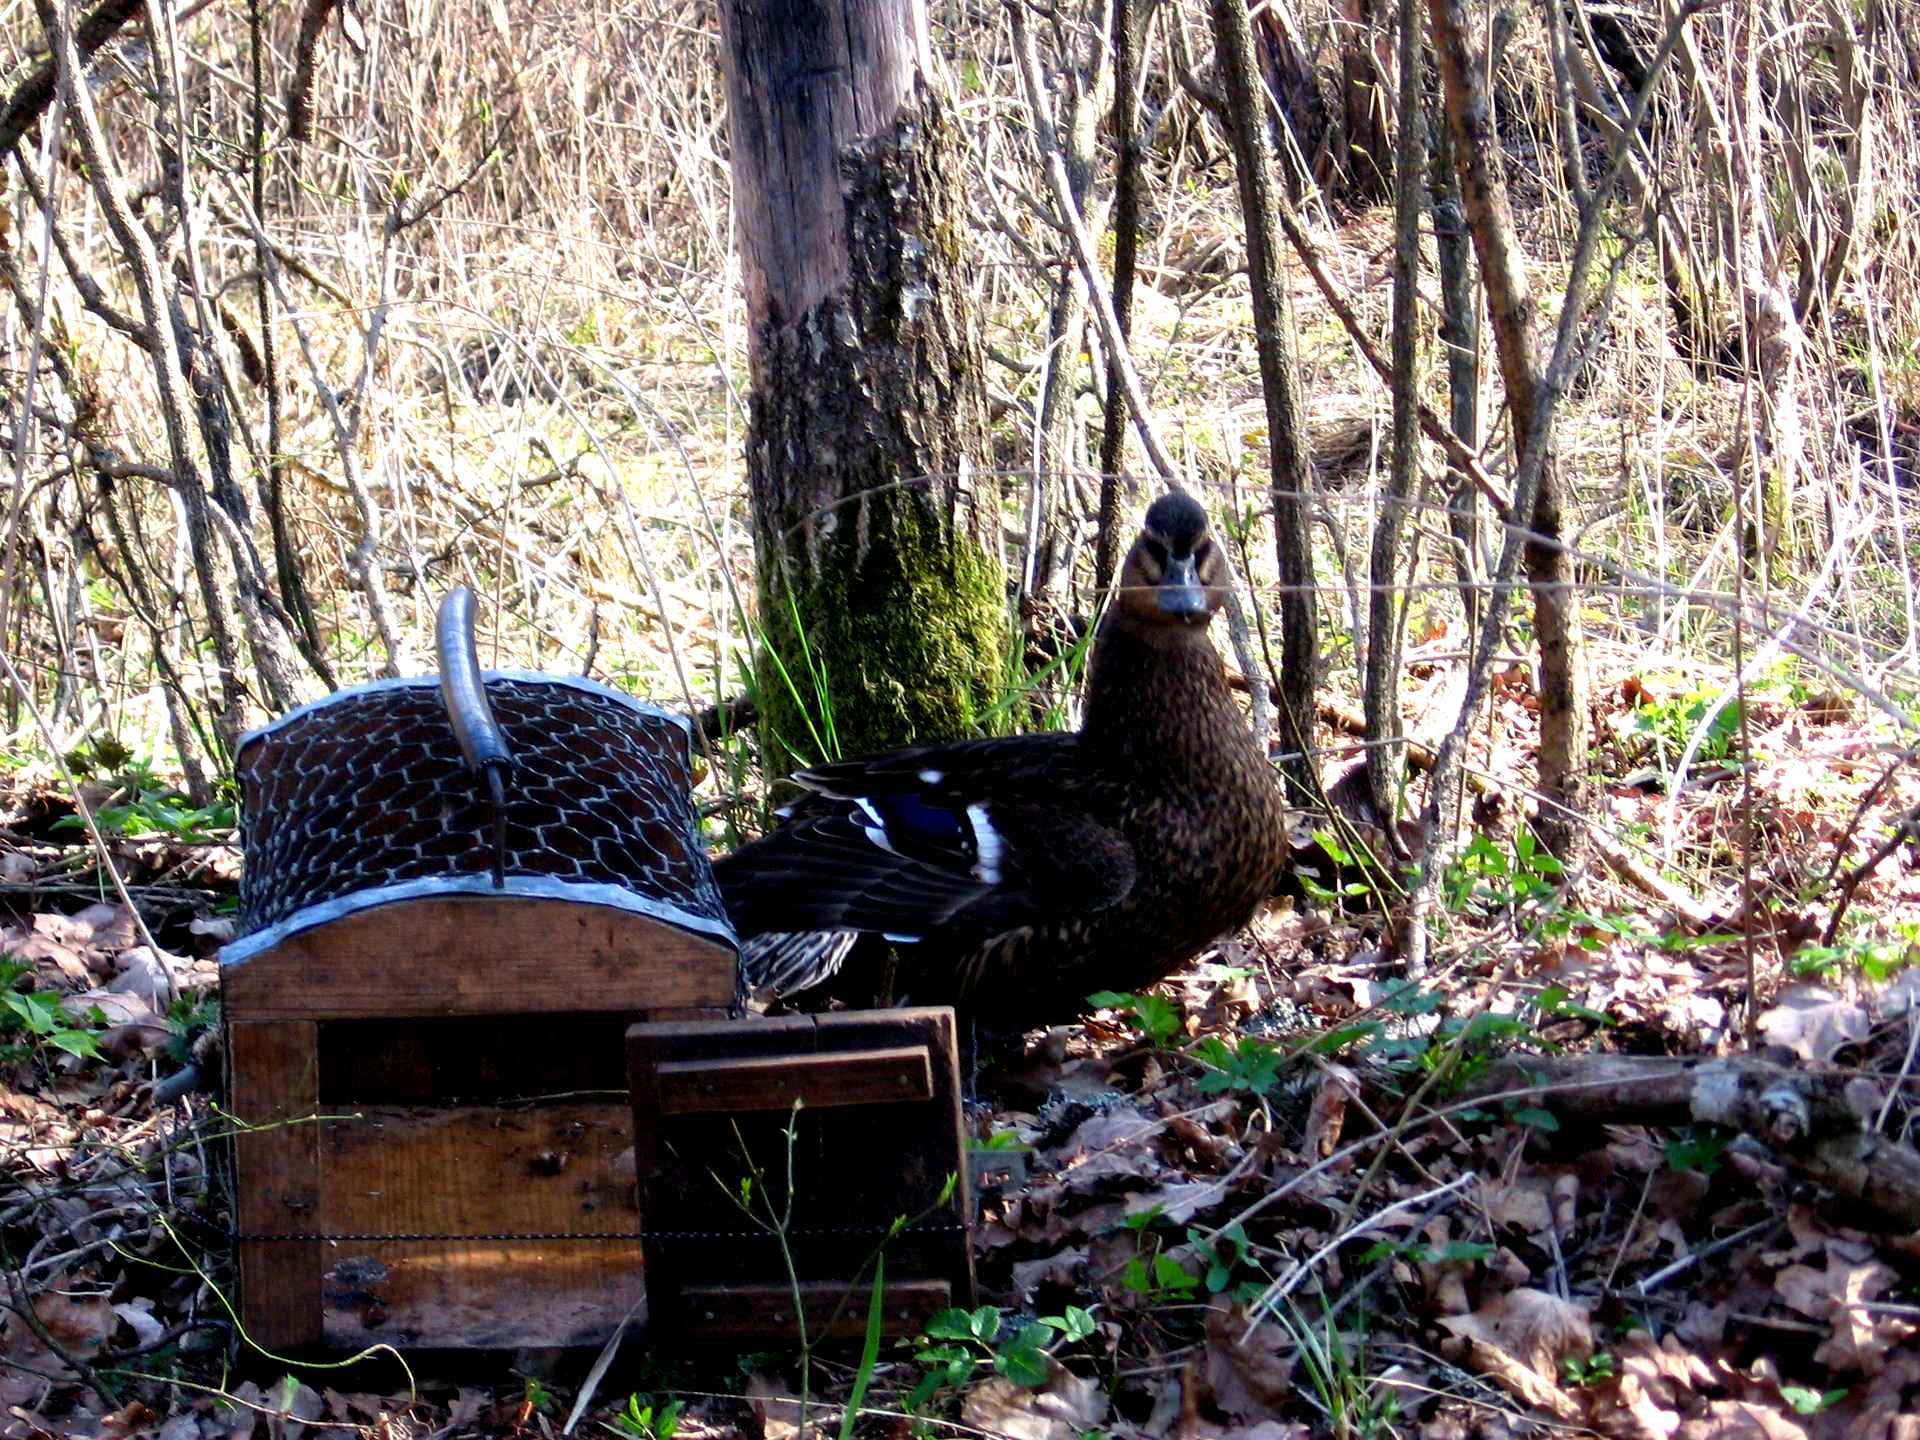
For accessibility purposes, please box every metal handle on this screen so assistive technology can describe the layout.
[436,587,514,888]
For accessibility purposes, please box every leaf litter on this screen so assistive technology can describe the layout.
[4,667,1920,1439]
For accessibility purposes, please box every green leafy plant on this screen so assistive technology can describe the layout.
[1531,985,1610,1026]
[52,758,238,843]
[1119,1250,1200,1303]
[1115,1211,1202,1304]
[1190,1034,1285,1096]
[1086,990,1183,1048]
[838,1255,887,1440]
[753,593,842,768]
[1273,1298,1400,1439]
[1665,1126,1733,1176]
[613,1395,682,1440]
[1780,1384,1847,1415]
[981,615,1098,736]
[1187,1222,1267,1301]
[1298,829,1380,908]
[909,1303,1089,1407]
[1443,828,1564,917]
[1791,923,1917,982]
[0,959,103,1063]
[1627,687,1744,776]
[1562,1352,1617,1387]
[1357,1237,1495,1267]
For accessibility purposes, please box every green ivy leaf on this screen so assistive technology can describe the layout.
[1042,1306,1095,1343]
[993,1341,1049,1388]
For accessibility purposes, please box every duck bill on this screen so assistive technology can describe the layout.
[1155,555,1210,620]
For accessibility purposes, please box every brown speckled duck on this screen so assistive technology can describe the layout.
[716,493,1289,1026]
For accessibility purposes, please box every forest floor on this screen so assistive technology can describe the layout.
[2,632,1918,1440]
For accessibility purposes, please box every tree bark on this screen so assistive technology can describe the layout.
[718,0,1003,768]
[1364,0,1423,840]
[1429,0,1589,860]
[1426,62,1481,633]
[1026,7,1112,611]
[1209,0,1319,802]
[1094,0,1142,599]
[1335,0,1394,201]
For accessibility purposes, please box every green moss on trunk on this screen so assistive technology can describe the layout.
[731,83,1005,773]
[755,496,1005,770]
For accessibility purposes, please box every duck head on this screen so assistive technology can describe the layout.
[1116,492,1227,630]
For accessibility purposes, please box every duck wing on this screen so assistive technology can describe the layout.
[717,734,1137,993]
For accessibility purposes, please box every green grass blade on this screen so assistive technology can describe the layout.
[838,1253,885,1440]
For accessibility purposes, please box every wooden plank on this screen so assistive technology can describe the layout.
[316,1013,635,1104]
[318,1102,644,1348]
[628,1007,976,1323]
[655,1046,932,1114]
[223,896,737,1020]
[229,1020,323,1350]
[671,1279,952,1340]
[808,1010,975,1308]
[322,1240,646,1349]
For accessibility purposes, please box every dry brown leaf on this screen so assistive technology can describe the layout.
[6,915,96,984]
[0,1290,114,1381]
[1437,1288,1592,1381]
[1460,1339,1582,1421]
[1299,1063,1358,1160]
[1776,1256,1919,1375]
[1757,986,1871,1064]
[959,1368,1108,1440]
[743,1374,811,1440]
[1483,1178,1555,1238]
[1009,1246,1089,1302]
[1201,1304,1294,1424]
[1673,1400,1810,1439]
[70,904,138,952]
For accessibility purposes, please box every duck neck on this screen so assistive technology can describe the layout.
[1081,612,1246,772]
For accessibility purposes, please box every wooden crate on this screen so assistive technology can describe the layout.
[226,896,736,1350]
[628,1009,975,1341]
[225,670,974,1350]
[224,674,740,1350]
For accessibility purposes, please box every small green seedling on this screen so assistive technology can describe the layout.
[909,1303,1093,1408]
[1664,1126,1732,1176]
[613,1395,682,1440]
[1780,1385,1848,1416]
[0,959,104,1063]
[1190,1034,1284,1096]
[1562,1352,1617,1387]
[1086,990,1183,1048]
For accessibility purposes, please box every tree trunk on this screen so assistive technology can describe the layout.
[1429,0,1589,861]
[718,0,1003,769]
[1336,0,1394,201]
[1252,5,1331,196]
[1027,7,1112,612]
[1210,0,1319,803]
[1095,0,1142,598]
[1364,0,1423,839]
[1427,62,1481,633]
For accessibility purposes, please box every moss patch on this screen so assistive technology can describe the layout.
[755,496,1006,771]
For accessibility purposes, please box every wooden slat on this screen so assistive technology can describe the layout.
[672,1279,952,1340]
[628,1007,976,1323]
[655,1045,932,1114]
[318,1102,644,1348]
[316,1013,637,1104]
[229,1020,322,1349]
[223,896,736,1020]
[322,1241,646,1349]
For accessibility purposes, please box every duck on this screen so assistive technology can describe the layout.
[714,492,1290,1027]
